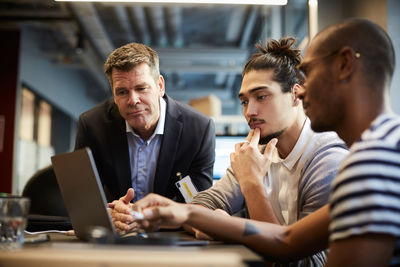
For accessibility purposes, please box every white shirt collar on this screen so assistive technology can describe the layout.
[125,97,166,143]
[271,117,313,170]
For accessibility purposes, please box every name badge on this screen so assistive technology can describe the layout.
[175,175,198,203]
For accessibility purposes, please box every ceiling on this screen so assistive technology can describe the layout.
[0,0,308,114]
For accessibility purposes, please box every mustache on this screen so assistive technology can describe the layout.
[248,118,265,126]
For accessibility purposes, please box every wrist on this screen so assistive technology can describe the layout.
[239,176,264,189]
[185,204,196,224]
[240,179,265,195]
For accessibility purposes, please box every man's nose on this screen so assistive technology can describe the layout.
[127,91,140,105]
[245,100,258,117]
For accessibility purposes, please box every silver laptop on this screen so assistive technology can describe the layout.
[51,148,208,246]
[51,148,118,241]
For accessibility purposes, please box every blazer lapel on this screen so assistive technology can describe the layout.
[153,96,183,196]
[108,103,132,196]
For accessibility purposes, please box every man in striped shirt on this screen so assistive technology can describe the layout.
[116,18,400,266]
[297,18,400,266]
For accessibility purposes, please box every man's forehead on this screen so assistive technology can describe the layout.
[238,84,273,99]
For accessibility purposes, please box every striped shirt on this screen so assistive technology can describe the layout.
[329,113,400,266]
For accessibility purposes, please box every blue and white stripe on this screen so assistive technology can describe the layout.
[329,113,400,266]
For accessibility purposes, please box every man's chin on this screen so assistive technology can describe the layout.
[127,118,147,129]
[259,130,284,145]
[310,120,331,133]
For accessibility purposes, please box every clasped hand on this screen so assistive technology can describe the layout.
[109,189,190,233]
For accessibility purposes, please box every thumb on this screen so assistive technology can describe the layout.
[121,188,135,204]
[264,138,278,159]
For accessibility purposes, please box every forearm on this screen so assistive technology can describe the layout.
[185,204,287,260]
[184,204,329,262]
[240,179,280,224]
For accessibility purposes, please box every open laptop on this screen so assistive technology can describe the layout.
[51,148,208,246]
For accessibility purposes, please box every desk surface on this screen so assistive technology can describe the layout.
[0,232,263,267]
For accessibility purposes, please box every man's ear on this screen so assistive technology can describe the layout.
[158,75,165,97]
[336,46,357,82]
[292,84,302,106]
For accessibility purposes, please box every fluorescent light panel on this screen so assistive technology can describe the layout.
[55,0,287,5]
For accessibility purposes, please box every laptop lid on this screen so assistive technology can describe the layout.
[51,148,117,241]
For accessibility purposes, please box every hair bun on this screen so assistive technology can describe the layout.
[256,37,301,66]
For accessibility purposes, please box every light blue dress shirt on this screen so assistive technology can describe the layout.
[125,97,166,201]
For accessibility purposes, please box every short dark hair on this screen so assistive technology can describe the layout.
[243,37,302,93]
[315,18,395,89]
[104,43,160,87]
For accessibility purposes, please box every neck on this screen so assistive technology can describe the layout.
[134,119,159,141]
[138,128,155,141]
[337,86,388,147]
[276,109,307,159]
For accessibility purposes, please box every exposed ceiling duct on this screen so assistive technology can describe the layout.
[0,0,308,113]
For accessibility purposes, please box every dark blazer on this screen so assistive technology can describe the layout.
[74,94,215,202]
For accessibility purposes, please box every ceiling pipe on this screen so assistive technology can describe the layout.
[128,5,151,44]
[56,22,110,94]
[165,6,183,47]
[69,2,114,60]
[114,5,136,43]
[147,6,168,46]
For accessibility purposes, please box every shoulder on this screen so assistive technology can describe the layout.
[311,131,348,153]
[334,114,400,188]
[356,113,400,150]
[329,115,400,241]
[302,131,349,173]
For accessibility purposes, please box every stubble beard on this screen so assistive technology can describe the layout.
[259,130,284,145]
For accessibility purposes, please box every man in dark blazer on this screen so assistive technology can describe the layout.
[75,43,215,203]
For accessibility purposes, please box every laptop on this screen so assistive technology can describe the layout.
[51,147,208,246]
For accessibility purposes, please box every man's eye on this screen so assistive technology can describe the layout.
[257,95,268,100]
[116,90,128,96]
[240,100,248,106]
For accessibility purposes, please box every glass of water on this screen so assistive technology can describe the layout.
[0,196,30,250]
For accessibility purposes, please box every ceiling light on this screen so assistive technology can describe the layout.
[55,0,287,5]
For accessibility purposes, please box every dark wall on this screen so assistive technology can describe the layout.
[0,28,20,193]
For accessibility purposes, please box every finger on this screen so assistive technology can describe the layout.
[114,200,132,214]
[143,207,178,227]
[112,211,134,223]
[264,138,278,158]
[250,128,260,146]
[137,218,161,232]
[108,201,116,208]
[133,193,172,212]
[120,188,135,204]
[245,129,254,142]
[230,152,235,165]
[234,142,242,152]
[114,220,133,232]
[142,207,159,220]
[194,229,213,240]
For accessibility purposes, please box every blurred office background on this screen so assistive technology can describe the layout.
[0,0,399,194]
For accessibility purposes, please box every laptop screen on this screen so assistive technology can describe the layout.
[51,148,116,240]
[213,135,245,180]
